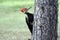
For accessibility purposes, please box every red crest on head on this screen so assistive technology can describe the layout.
[20,8,27,13]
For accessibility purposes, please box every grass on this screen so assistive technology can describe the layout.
[0,0,33,40]
[0,0,60,40]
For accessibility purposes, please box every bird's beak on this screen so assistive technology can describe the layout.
[25,7,32,12]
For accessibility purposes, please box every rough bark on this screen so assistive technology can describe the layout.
[32,0,58,40]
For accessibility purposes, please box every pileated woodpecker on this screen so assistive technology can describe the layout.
[20,7,33,34]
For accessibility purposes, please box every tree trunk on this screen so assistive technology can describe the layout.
[32,0,58,40]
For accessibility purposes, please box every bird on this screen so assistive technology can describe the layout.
[20,7,33,34]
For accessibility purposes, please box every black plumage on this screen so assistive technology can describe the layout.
[25,12,33,34]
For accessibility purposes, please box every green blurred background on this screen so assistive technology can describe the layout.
[0,0,60,40]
